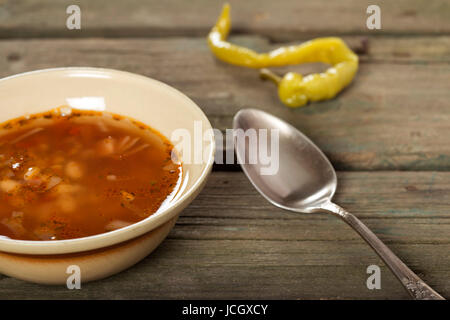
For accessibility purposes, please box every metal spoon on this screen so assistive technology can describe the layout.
[233,108,444,300]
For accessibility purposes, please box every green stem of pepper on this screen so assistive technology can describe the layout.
[259,68,281,85]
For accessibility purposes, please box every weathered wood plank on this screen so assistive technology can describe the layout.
[172,218,450,244]
[361,36,450,64]
[0,0,449,39]
[175,171,450,243]
[188,172,450,220]
[0,38,448,170]
[2,242,449,299]
[0,171,449,299]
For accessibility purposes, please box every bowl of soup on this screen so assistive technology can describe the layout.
[0,67,215,284]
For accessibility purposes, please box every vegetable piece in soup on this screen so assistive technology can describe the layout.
[0,108,181,240]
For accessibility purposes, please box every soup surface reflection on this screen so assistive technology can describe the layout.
[0,108,182,240]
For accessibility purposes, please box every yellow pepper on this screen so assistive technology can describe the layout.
[207,3,359,108]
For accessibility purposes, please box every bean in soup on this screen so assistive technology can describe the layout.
[0,108,182,240]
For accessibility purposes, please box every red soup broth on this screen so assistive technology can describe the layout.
[0,108,182,240]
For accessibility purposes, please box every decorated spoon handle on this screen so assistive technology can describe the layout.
[321,202,445,300]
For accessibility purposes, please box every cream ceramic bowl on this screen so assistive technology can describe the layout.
[0,67,215,284]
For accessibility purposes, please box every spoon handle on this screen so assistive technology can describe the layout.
[322,202,444,300]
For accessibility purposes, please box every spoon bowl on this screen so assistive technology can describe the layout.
[233,108,444,300]
[233,108,336,213]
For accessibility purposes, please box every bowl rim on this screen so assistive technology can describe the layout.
[0,67,215,255]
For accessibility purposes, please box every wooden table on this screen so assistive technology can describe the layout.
[0,0,449,299]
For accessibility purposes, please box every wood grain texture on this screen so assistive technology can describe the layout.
[0,0,448,300]
[0,37,448,170]
[0,171,448,299]
[0,0,449,39]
